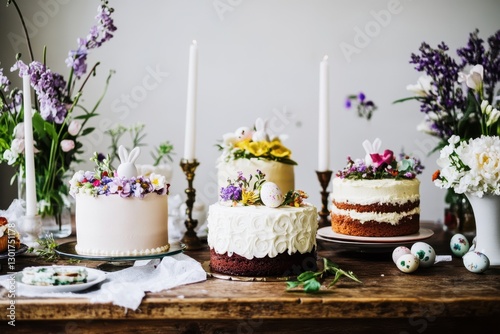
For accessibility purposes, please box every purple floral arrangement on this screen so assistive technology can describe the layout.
[337,149,424,180]
[394,29,500,151]
[220,170,308,207]
[69,153,169,198]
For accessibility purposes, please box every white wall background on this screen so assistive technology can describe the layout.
[1,0,499,221]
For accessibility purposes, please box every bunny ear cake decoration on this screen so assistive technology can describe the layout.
[117,145,141,179]
[362,138,382,166]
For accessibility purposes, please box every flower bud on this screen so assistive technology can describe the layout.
[60,139,75,152]
[68,120,82,136]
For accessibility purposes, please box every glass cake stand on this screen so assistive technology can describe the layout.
[55,241,185,271]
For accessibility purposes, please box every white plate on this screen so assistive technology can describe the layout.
[15,266,107,293]
[317,226,434,243]
[316,235,410,253]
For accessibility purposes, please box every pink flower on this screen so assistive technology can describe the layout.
[370,150,394,168]
[68,120,82,136]
[60,139,75,152]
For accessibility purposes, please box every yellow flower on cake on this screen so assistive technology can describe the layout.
[241,189,260,206]
[247,141,270,157]
[269,140,291,158]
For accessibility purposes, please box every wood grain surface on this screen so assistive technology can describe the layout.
[1,221,499,333]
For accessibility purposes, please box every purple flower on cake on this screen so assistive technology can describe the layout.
[69,153,169,198]
[220,170,308,207]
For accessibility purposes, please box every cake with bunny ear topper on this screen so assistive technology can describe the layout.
[69,146,170,256]
[216,117,296,194]
[331,138,424,237]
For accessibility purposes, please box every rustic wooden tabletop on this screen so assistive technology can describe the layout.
[1,221,499,334]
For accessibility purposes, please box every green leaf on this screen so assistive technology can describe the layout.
[297,271,316,282]
[392,96,420,104]
[43,121,58,140]
[303,278,321,293]
[73,113,99,120]
[80,127,95,136]
[286,281,301,290]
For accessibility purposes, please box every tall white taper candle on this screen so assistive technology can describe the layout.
[183,40,198,161]
[318,55,330,171]
[23,75,37,216]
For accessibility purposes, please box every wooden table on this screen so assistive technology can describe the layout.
[1,221,499,334]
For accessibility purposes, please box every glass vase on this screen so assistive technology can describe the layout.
[444,190,476,236]
[17,175,72,238]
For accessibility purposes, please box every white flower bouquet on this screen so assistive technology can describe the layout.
[434,135,500,198]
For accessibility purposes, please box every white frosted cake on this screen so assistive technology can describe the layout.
[207,170,318,277]
[69,147,170,256]
[331,139,423,237]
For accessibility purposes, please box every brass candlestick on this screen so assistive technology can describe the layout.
[316,170,333,228]
[180,159,203,250]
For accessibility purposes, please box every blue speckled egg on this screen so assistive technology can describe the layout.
[463,251,490,273]
[411,242,436,268]
[450,233,470,257]
[396,253,419,273]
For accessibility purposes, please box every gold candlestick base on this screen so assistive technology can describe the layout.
[316,170,333,228]
[180,159,203,250]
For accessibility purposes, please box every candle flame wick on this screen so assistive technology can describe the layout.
[323,55,328,61]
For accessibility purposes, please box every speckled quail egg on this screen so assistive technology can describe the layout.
[392,246,411,264]
[463,251,490,273]
[396,253,420,273]
[450,233,470,257]
[260,182,284,208]
[411,242,436,268]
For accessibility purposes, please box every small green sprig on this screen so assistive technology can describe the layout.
[286,258,362,293]
[152,141,175,166]
[27,234,79,263]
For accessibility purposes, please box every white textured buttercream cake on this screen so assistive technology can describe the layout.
[69,147,170,256]
[207,170,318,277]
[331,139,423,237]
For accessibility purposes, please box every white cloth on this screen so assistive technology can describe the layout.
[0,253,207,310]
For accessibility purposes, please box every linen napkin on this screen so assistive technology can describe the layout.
[0,253,207,310]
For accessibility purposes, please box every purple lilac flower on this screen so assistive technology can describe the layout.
[410,41,466,140]
[13,60,69,123]
[0,68,11,91]
[457,29,500,103]
[358,92,365,102]
[220,185,242,201]
[66,1,116,79]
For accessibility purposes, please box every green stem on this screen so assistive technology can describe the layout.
[11,0,34,62]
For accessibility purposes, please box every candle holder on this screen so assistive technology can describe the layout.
[316,170,333,228]
[19,214,42,250]
[180,159,204,250]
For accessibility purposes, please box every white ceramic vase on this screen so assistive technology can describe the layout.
[465,193,500,266]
